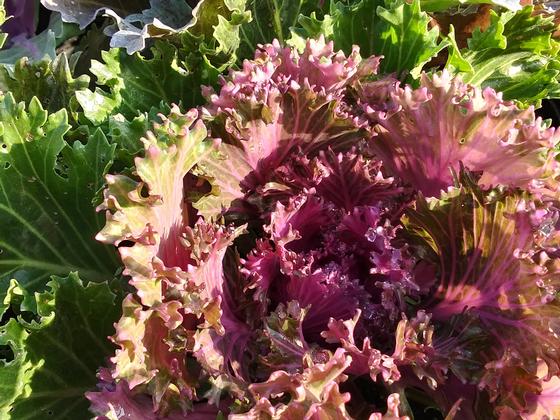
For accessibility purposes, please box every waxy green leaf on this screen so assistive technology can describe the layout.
[0,273,121,419]
[294,0,446,78]
[237,0,328,60]
[76,43,205,125]
[445,6,560,106]
[0,94,118,294]
[0,54,89,115]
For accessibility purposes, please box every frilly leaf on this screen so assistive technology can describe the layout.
[403,176,560,416]
[0,53,89,116]
[524,363,560,420]
[322,310,401,384]
[196,37,371,220]
[360,71,560,197]
[96,104,254,410]
[97,106,209,304]
[369,394,411,420]
[444,6,560,106]
[295,0,446,78]
[234,348,353,419]
[236,0,329,61]
[76,42,203,125]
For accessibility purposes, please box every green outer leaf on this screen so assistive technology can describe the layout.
[188,0,246,38]
[326,0,384,57]
[296,0,446,78]
[179,0,249,73]
[0,273,121,419]
[0,94,118,294]
[237,0,328,61]
[0,54,89,116]
[376,0,445,77]
[107,113,151,156]
[445,6,560,105]
[0,319,32,417]
[444,25,473,73]
[0,279,35,320]
[76,42,203,125]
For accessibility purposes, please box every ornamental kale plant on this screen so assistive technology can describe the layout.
[87,39,560,418]
[2,1,560,419]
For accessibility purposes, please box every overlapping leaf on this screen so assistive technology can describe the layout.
[196,37,369,220]
[402,174,560,417]
[357,71,560,197]
[295,0,446,78]
[0,94,118,294]
[0,54,89,115]
[96,106,209,304]
[40,0,195,54]
[1,1,560,418]
[76,42,203,125]
[0,273,121,419]
[236,0,328,61]
[179,0,249,69]
[445,6,560,105]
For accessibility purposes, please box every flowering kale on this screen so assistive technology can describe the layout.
[89,38,560,419]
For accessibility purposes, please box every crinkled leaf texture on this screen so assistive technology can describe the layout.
[92,40,560,418]
[94,106,253,415]
[0,272,121,419]
[96,106,210,304]
[236,0,328,61]
[358,71,559,197]
[233,348,354,418]
[76,43,203,125]
[196,37,374,220]
[403,174,560,417]
[0,94,119,295]
[91,39,418,418]
[296,2,560,105]
[0,53,89,115]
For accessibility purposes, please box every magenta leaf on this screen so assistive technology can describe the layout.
[359,72,560,197]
